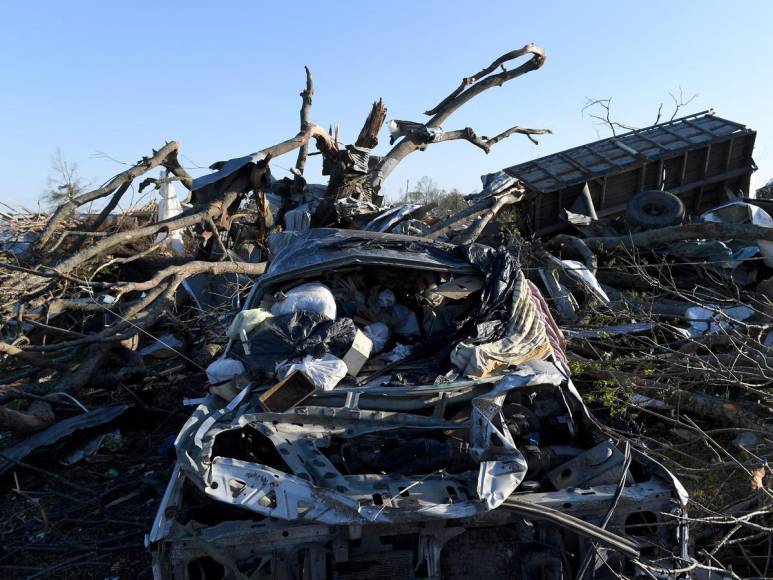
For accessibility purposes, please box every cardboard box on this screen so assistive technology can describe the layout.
[342,329,373,377]
[259,371,316,412]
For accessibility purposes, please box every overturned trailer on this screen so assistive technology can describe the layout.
[148,230,705,580]
[498,111,756,236]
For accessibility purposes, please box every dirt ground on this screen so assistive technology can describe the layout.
[0,372,203,578]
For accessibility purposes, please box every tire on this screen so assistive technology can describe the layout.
[625,190,685,229]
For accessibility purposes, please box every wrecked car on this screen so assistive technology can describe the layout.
[149,229,695,579]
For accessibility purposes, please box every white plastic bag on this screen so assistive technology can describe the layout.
[271,282,337,320]
[276,354,347,391]
[364,322,390,353]
[206,358,246,385]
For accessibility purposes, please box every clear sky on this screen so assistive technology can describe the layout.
[1,0,771,208]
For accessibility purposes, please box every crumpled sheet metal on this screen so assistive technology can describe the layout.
[364,204,422,232]
[260,229,476,291]
[478,171,520,197]
[701,199,773,267]
[189,151,268,204]
[684,303,755,336]
[560,259,609,304]
[451,271,552,378]
[334,196,379,221]
[172,364,577,525]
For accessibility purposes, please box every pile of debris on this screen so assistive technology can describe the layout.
[1,43,772,579]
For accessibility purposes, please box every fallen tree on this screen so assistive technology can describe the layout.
[1,45,549,414]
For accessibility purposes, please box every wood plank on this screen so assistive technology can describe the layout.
[683,118,720,138]
[724,139,734,172]
[583,143,620,166]
[610,138,647,160]
[599,175,608,209]
[660,124,693,144]
[557,152,592,175]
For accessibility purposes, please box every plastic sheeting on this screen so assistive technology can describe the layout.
[276,354,347,391]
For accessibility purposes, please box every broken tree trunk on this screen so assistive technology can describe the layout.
[585,222,773,251]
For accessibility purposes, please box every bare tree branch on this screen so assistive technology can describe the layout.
[669,87,699,121]
[582,97,638,136]
[295,66,314,174]
[424,44,546,118]
[367,45,547,190]
[485,125,553,147]
[35,141,192,250]
[585,222,773,251]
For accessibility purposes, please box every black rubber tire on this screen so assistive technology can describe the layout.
[625,190,685,229]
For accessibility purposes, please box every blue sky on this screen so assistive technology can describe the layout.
[1,1,771,207]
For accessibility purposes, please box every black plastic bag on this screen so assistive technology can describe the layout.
[237,310,356,376]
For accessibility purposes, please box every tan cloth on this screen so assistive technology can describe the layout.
[451,272,552,378]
